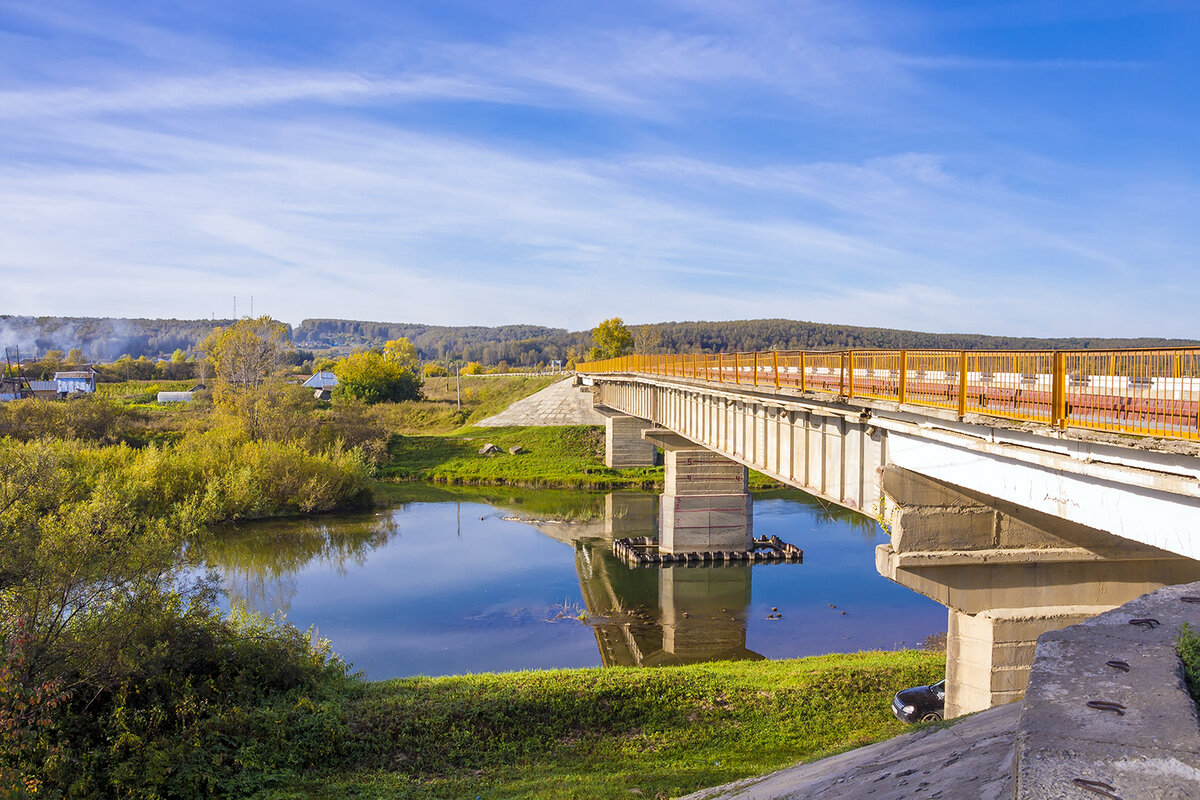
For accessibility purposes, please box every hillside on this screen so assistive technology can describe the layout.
[1,314,1194,366]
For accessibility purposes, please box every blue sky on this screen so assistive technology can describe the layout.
[1,1,1197,336]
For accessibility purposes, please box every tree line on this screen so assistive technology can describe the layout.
[3,314,1195,370]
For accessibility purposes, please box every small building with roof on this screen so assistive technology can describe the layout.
[28,380,59,399]
[303,371,338,390]
[53,369,97,395]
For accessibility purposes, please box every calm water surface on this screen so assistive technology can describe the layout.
[201,486,946,678]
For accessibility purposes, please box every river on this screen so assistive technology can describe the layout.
[200,484,947,679]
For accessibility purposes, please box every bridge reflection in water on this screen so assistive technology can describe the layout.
[589,491,1200,716]
[577,493,763,667]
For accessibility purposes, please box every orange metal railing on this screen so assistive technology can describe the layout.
[577,347,1200,441]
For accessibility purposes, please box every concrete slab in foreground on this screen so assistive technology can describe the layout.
[475,378,605,427]
[678,700,1020,800]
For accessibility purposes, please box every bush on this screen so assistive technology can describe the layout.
[0,439,361,797]
[0,396,146,444]
[334,352,421,404]
[422,363,449,378]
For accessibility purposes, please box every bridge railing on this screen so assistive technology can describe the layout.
[577,347,1200,441]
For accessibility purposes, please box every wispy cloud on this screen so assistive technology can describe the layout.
[0,0,1196,336]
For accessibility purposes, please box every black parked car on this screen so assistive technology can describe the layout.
[891,678,946,723]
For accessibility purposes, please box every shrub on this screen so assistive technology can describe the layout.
[334,352,421,404]
[1178,623,1200,708]
[0,439,361,797]
[0,396,146,444]
[422,363,449,378]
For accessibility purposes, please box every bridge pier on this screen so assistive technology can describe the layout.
[645,430,753,555]
[603,413,657,469]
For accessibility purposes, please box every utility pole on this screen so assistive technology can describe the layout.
[456,366,461,412]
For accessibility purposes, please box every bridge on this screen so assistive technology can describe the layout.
[575,346,1200,717]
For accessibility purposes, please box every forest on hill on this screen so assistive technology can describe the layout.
[2,314,1195,367]
[0,315,241,362]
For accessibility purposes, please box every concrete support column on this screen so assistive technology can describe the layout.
[945,606,1105,718]
[604,414,657,468]
[657,444,752,554]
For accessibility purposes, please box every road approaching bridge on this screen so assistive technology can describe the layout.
[576,346,1200,716]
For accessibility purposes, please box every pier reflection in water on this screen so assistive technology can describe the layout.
[576,538,761,667]
[580,490,945,667]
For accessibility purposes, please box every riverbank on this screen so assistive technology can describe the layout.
[380,425,782,490]
[264,650,944,800]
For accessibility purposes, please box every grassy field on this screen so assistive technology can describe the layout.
[382,425,659,488]
[381,425,782,491]
[263,650,944,800]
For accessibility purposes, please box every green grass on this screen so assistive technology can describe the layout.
[381,425,782,490]
[259,650,944,800]
[380,425,662,488]
[94,378,196,403]
[1178,623,1200,709]
[373,481,614,521]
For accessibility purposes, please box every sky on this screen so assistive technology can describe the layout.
[1,0,1197,337]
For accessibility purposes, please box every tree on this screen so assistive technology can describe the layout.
[170,348,187,364]
[423,363,449,378]
[588,317,633,361]
[461,361,484,375]
[334,351,421,404]
[65,347,84,365]
[383,338,420,371]
[201,317,290,438]
[632,325,662,354]
[205,317,289,401]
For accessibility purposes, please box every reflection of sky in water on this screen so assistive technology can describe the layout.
[205,491,946,679]
[747,498,941,658]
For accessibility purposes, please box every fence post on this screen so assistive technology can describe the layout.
[773,350,780,390]
[734,354,740,385]
[718,353,724,383]
[898,350,907,405]
[847,351,855,398]
[753,352,759,387]
[800,352,806,393]
[957,352,968,418]
[1052,351,1066,428]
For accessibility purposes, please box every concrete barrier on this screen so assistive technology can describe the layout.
[1015,581,1200,800]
